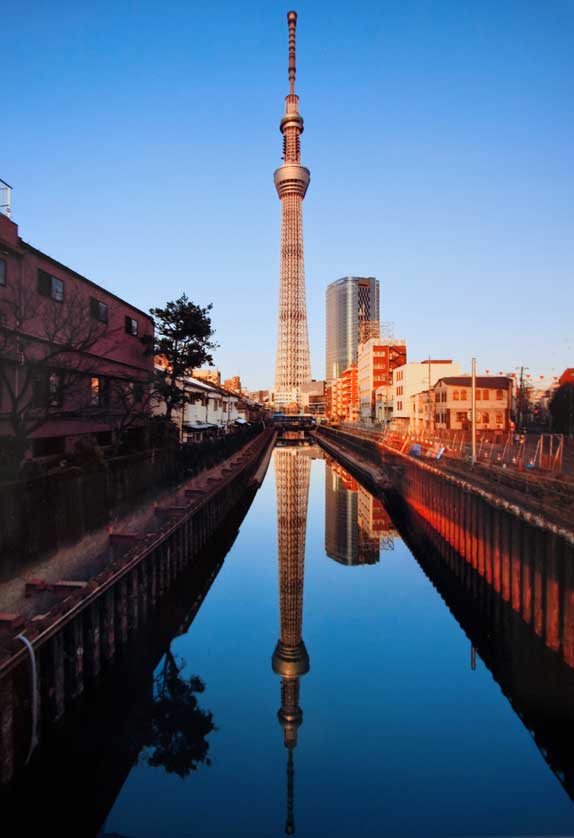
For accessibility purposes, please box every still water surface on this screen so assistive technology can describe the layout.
[70,447,574,834]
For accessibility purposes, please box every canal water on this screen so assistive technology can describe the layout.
[10,444,574,836]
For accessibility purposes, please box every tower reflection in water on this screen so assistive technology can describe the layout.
[272,447,311,835]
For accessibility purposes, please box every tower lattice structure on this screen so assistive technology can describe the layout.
[274,11,312,410]
[272,447,311,834]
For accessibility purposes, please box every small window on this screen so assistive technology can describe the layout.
[38,269,64,302]
[90,377,100,406]
[482,412,490,425]
[90,297,108,323]
[48,372,63,408]
[496,389,504,401]
[0,258,6,286]
[125,316,138,336]
[483,389,490,400]
[453,390,459,401]
[476,390,481,400]
[91,376,110,407]
[460,389,467,401]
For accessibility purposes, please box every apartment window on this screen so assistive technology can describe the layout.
[496,389,504,401]
[460,389,467,401]
[476,390,481,400]
[0,258,6,286]
[456,412,467,423]
[482,412,490,425]
[38,269,64,302]
[483,389,490,400]
[453,390,459,401]
[495,411,504,426]
[90,297,108,323]
[124,316,138,336]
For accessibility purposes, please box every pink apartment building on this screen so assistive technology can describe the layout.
[0,210,154,458]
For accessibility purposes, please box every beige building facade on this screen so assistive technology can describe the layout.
[434,376,513,433]
[393,360,461,428]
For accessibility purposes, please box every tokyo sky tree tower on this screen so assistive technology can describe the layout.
[274,11,312,409]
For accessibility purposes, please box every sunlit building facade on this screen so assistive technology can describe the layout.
[325,276,380,383]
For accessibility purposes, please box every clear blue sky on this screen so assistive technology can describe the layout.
[3,0,573,390]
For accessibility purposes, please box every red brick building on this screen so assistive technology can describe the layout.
[0,210,154,459]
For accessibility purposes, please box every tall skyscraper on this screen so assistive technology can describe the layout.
[272,447,311,834]
[325,276,380,383]
[274,11,312,409]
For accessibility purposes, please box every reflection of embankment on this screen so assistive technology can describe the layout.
[1,488,257,834]
[390,497,574,800]
[316,435,574,802]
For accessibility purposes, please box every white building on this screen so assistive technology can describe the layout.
[392,360,461,429]
[153,363,240,441]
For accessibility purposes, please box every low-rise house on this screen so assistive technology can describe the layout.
[152,367,240,442]
[433,376,513,433]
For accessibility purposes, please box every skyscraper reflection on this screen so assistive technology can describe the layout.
[272,447,311,835]
[324,457,396,566]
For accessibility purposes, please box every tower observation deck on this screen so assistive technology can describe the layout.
[274,10,312,410]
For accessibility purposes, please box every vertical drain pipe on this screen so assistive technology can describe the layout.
[16,633,39,764]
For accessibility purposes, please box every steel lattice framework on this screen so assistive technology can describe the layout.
[274,11,312,409]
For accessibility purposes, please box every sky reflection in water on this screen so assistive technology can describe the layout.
[106,448,574,838]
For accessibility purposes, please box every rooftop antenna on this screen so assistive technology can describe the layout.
[288,10,297,95]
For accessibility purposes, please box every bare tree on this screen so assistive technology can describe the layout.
[0,267,114,467]
[105,376,156,452]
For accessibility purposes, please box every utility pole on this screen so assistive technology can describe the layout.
[516,365,529,430]
[428,355,431,434]
[471,357,477,465]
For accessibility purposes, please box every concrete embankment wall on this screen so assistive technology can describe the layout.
[0,428,276,785]
[0,427,261,565]
[315,426,574,671]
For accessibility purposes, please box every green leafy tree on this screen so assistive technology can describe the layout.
[144,294,218,421]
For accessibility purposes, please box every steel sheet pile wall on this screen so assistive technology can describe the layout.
[395,461,574,667]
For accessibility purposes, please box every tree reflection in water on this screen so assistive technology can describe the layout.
[140,647,216,778]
